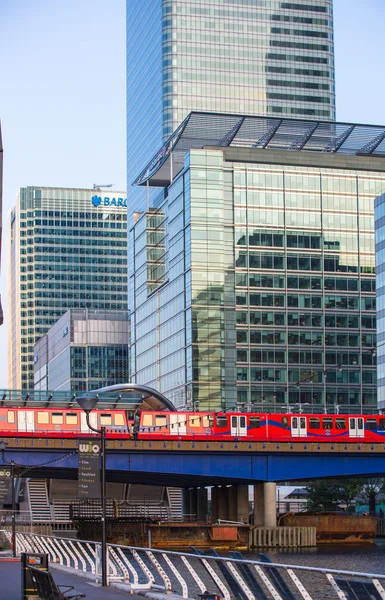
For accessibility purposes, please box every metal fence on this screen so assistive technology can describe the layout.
[3,530,385,599]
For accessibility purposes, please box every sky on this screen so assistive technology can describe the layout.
[0,0,384,388]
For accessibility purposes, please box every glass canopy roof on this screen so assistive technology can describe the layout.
[134,111,385,188]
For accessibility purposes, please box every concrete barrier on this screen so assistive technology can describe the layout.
[249,526,316,548]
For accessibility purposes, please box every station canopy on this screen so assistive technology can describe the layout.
[133,111,385,188]
[0,384,176,412]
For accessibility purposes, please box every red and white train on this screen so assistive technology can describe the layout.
[0,406,384,443]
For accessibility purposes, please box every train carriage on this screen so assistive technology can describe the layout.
[0,407,384,443]
[0,407,131,438]
[137,411,385,443]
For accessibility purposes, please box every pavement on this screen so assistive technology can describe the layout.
[0,557,149,600]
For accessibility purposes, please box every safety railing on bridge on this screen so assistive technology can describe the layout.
[3,530,385,599]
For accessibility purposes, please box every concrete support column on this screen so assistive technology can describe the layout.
[182,489,190,518]
[196,488,208,522]
[189,488,198,520]
[236,485,249,523]
[211,487,219,522]
[264,482,277,527]
[253,483,265,526]
[228,486,237,521]
[217,487,228,520]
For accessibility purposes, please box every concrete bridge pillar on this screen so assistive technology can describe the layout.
[211,486,228,521]
[236,485,249,523]
[183,488,207,521]
[254,482,277,527]
[196,488,208,522]
[211,485,249,523]
[264,482,277,527]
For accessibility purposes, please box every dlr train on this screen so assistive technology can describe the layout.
[0,406,384,443]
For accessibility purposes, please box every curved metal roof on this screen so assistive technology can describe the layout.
[133,111,385,188]
[0,385,176,411]
[94,383,176,411]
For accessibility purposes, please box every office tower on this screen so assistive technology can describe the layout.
[375,194,385,412]
[8,187,128,390]
[127,0,335,214]
[130,113,384,411]
[33,309,130,392]
[0,125,3,326]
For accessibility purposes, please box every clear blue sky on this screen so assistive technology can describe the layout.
[0,0,384,388]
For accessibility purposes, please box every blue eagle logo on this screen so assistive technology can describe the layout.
[92,195,102,207]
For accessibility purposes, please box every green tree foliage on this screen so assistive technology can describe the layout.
[359,478,385,514]
[306,478,385,513]
[306,479,364,512]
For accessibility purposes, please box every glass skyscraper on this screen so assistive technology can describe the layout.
[130,114,385,412]
[375,194,385,412]
[127,0,335,214]
[8,187,128,390]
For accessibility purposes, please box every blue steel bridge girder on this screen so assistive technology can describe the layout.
[2,448,385,486]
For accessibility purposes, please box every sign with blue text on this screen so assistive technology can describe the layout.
[78,437,101,499]
[91,195,127,208]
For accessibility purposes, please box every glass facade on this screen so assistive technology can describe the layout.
[8,187,128,390]
[34,309,129,392]
[375,194,385,411]
[127,0,335,215]
[131,146,385,412]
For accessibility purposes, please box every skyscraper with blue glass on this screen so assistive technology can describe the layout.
[127,0,335,213]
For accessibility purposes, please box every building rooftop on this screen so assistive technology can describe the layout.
[134,112,385,188]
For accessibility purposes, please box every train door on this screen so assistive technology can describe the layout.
[80,412,98,433]
[169,414,186,435]
[230,415,248,437]
[291,416,307,437]
[17,411,35,433]
[349,417,364,438]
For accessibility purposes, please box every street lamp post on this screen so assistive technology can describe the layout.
[76,394,107,587]
[0,441,16,558]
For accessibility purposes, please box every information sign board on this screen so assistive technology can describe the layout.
[0,469,11,503]
[78,438,101,499]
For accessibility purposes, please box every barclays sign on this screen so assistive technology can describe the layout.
[92,195,127,208]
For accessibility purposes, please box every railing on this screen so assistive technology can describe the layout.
[4,530,385,598]
[70,499,174,522]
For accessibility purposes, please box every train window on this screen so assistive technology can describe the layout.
[189,415,200,427]
[380,419,385,431]
[100,414,112,426]
[7,411,15,424]
[292,417,298,428]
[66,413,77,425]
[249,417,260,428]
[216,416,228,428]
[114,414,125,426]
[142,414,153,427]
[202,416,214,428]
[335,418,346,430]
[240,416,246,428]
[155,416,167,428]
[309,418,320,429]
[358,418,364,429]
[366,419,377,431]
[231,416,237,428]
[282,416,288,427]
[37,412,49,424]
[322,418,333,430]
[52,413,63,425]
